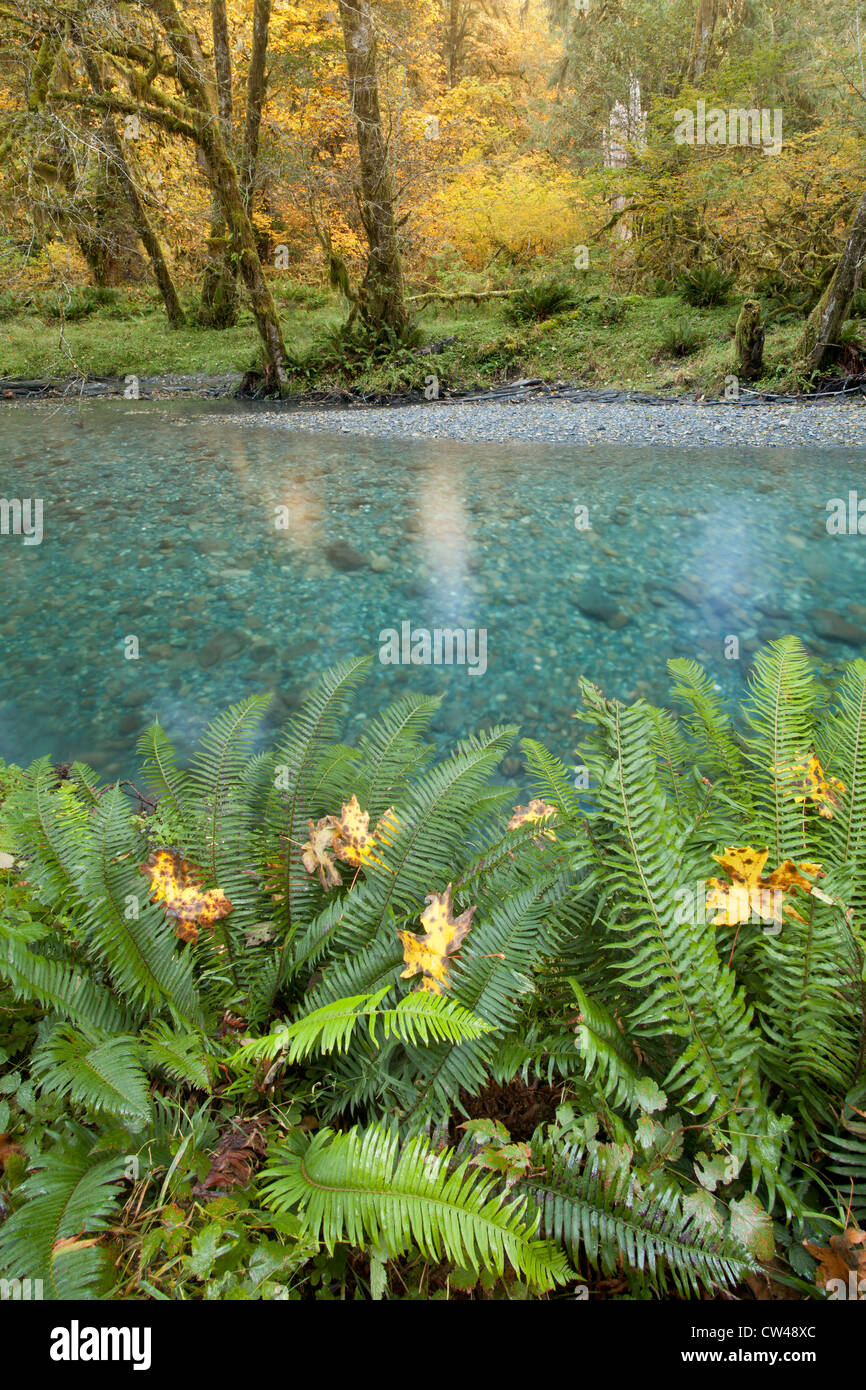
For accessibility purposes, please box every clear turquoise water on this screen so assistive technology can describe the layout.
[1,399,865,784]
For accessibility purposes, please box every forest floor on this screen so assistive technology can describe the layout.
[0,279,813,400]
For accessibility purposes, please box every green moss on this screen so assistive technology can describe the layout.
[0,281,805,396]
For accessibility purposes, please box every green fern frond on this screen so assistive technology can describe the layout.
[520,738,585,821]
[352,693,439,817]
[79,787,202,1026]
[742,637,822,861]
[266,657,373,948]
[233,988,493,1068]
[136,721,191,824]
[4,759,91,908]
[646,706,694,818]
[141,1021,215,1091]
[819,658,866,922]
[752,901,862,1108]
[32,1025,151,1127]
[406,874,565,1119]
[523,1138,756,1296]
[668,658,743,779]
[318,726,519,967]
[822,1080,866,1219]
[0,932,126,1033]
[569,980,668,1115]
[575,682,782,1196]
[0,1136,127,1299]
[187,695,272,882]
[260,1123,571,1290]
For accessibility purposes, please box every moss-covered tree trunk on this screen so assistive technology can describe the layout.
[28,38,144,289]
[734,299,764,381]
[83,54,185,326]
[145,0,287,386]
[797,190,866,376]
[72,177,146,286]
[337,0,411,340]
[241,0,271,216]
[199,0,238,328]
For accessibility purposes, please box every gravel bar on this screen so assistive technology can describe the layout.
[225,397,866,448]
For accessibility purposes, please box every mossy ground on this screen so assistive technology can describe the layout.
[0,274,804,396]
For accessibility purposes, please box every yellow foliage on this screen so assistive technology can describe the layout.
[414,155,597,268]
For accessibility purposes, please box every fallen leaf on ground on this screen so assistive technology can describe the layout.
[507,799,557,841]
[191,1120,268,1197]
[301,817,342,889]
[803,1228,866,1291]
[0,1132,24,1171]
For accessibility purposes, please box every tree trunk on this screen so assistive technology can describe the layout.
[687,0,718,82]
[734,299,764,380]
[145,0,287,383]
[84,54,185,326]
[444,0,471,88]
[797,190,866,375]
[337,0,411,340]
[200,0,238,327]
[241,0,271,215]
[26,40,145,288]
[73,186,146,286]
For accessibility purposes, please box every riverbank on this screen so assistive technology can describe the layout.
[5,372,866,448]
[222,395,866,449]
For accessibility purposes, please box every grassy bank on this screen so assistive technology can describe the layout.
[0,276,806,397]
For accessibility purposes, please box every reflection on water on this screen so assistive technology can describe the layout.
[1,399,865,784]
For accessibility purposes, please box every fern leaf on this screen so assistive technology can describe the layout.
[260,1123,570,1290]
[233,988,492,1068]
[0,1136,126,1299]
[32,1026,151,1127]
[524,1139,756,1296]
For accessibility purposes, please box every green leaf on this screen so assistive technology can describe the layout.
[729,1194,774,1262]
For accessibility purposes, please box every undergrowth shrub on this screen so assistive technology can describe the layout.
[0,639,863,1299]
[677,265,735,308]
[659,314,706,358]
[504,278,576,324]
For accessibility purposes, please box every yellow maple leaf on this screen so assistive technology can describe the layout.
[397,884,476,994]
[507,798,557,840]
[141,849,232,944]
[326,795,378,866]
[324,795,393,871]
[300,817,342,890]
[705,846,823,927]
[775,751,846,819]
[373,806,400,848]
